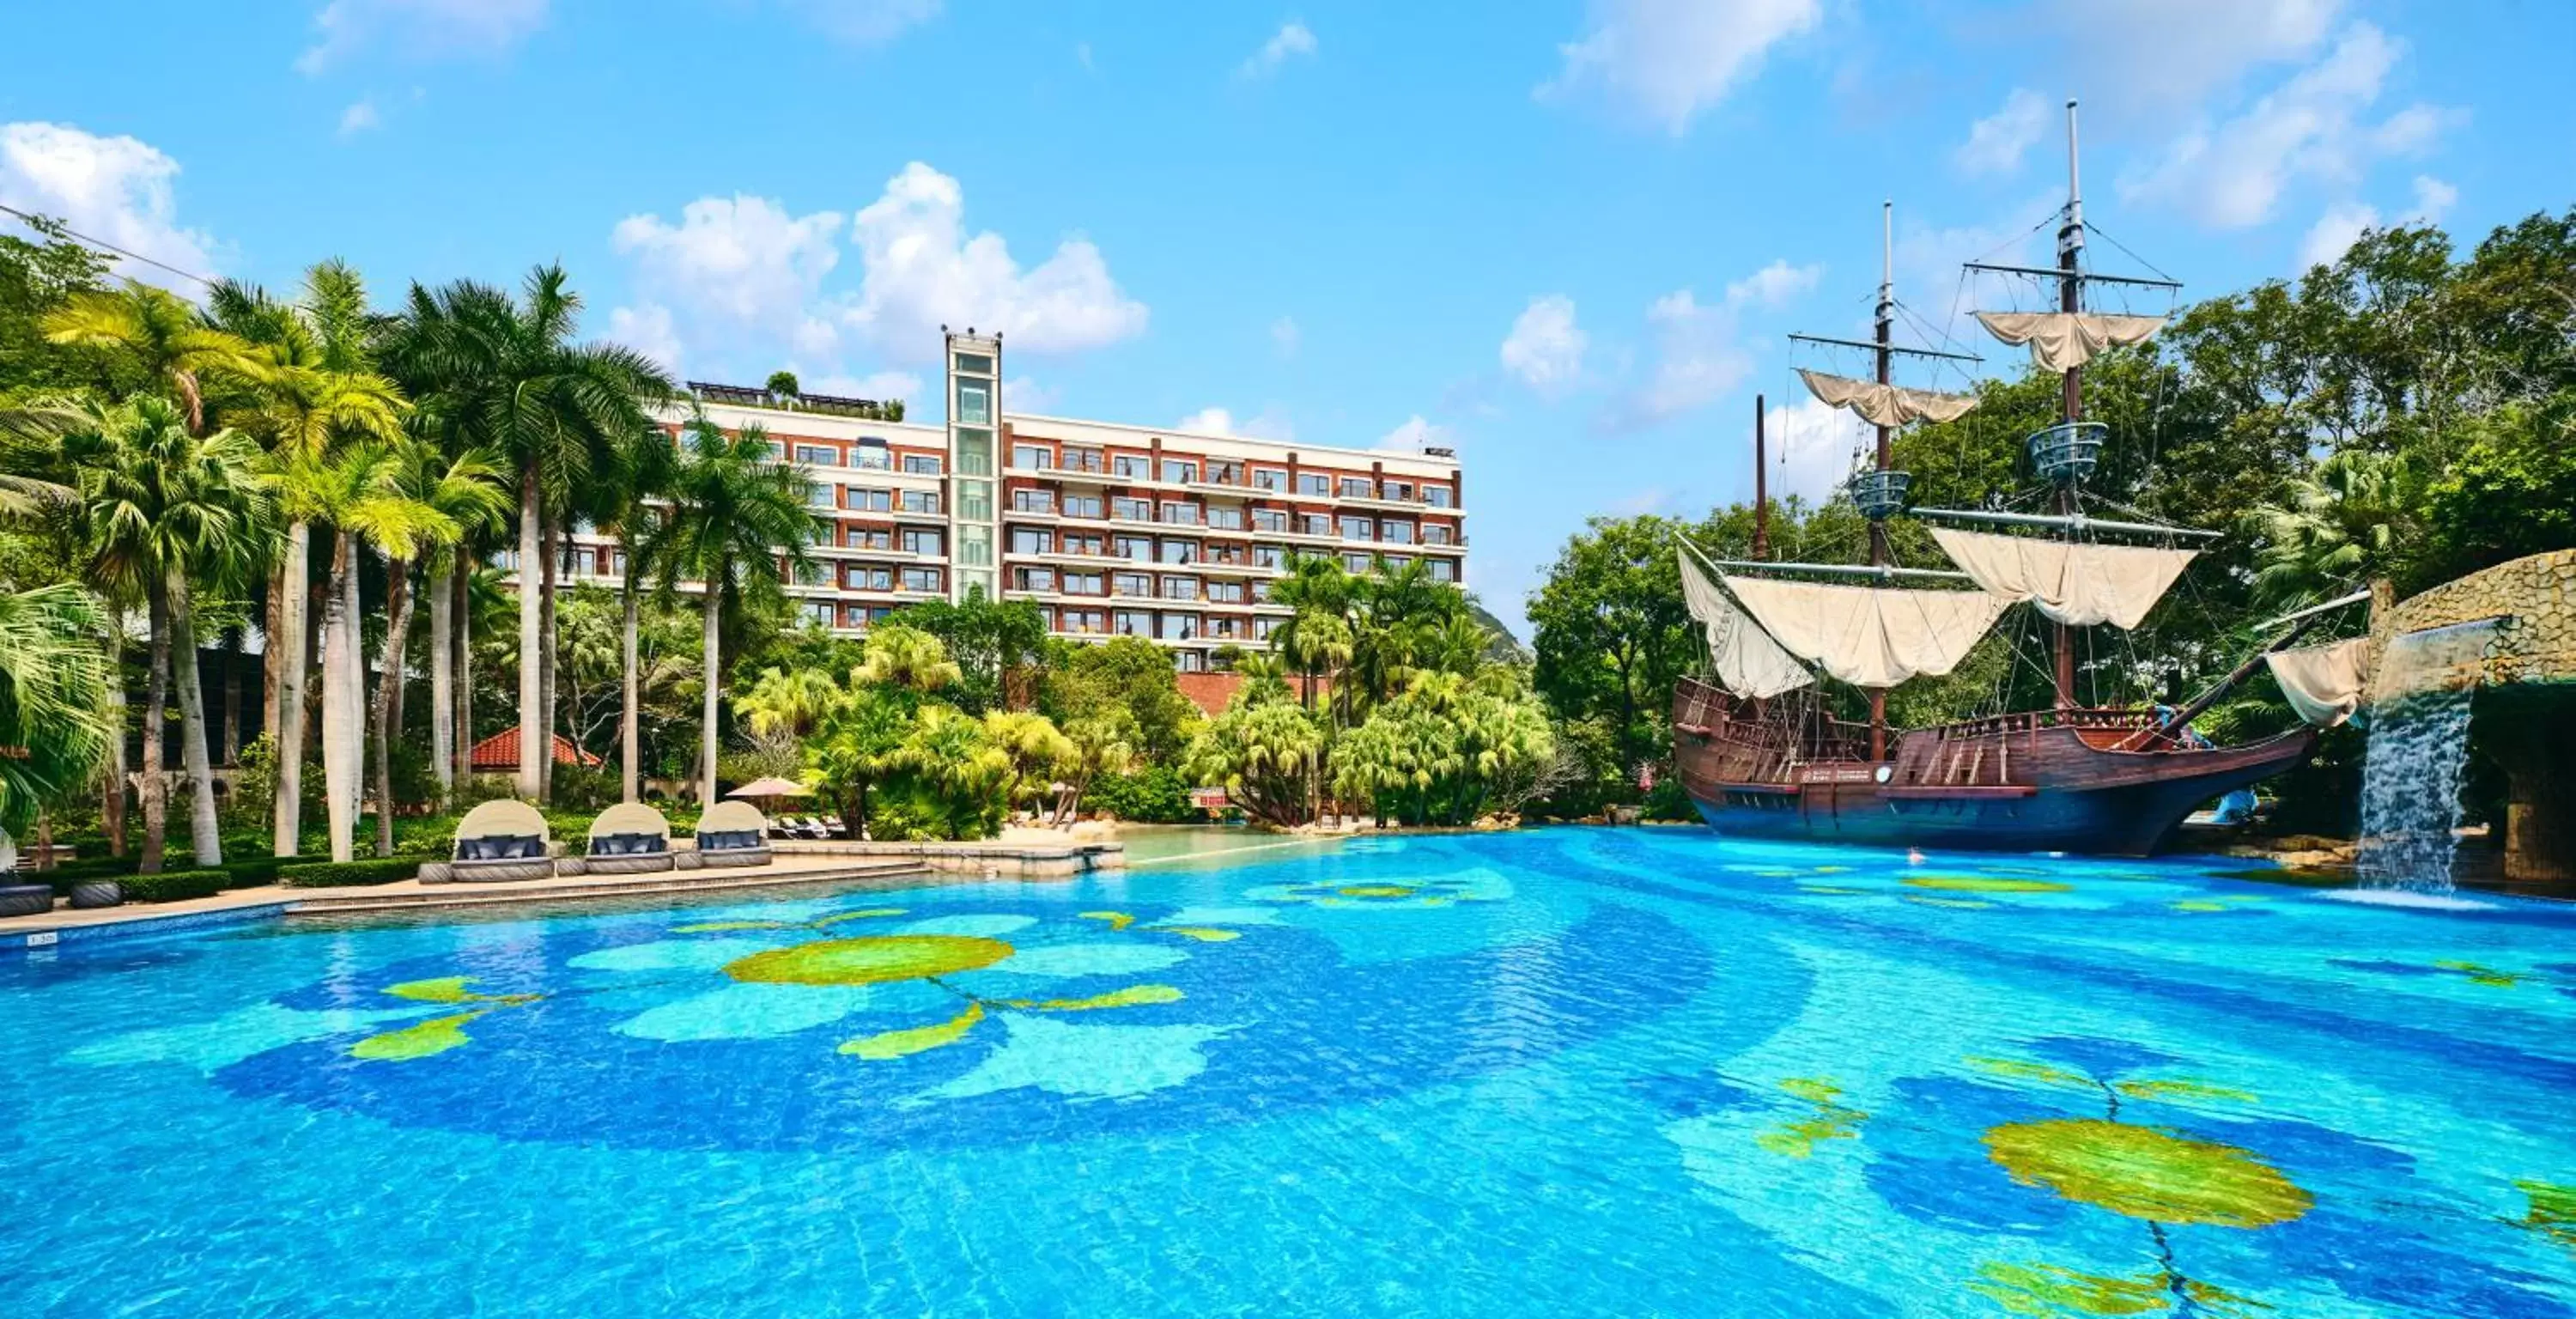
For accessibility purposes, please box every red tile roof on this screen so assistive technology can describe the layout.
[467,728,603,770]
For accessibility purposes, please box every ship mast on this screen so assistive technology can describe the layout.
[2051,100,2084,708]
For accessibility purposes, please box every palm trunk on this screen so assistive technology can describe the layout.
[140,583,169,875]
[429,558,454,806]
[373,556,414,858]
[700,584,722,804]
[538,518,560,803]
[263,561,283,742]
[621,545,641,803]
[273,523,309,856]
[342,537,363,829]
[167,565,223,867]
[220,632,242,766]
[454,565,474,789]
[515,466,543,799]
[320,532,359,863]
[101,620,126,858]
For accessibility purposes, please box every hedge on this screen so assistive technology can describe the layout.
[279,858,419,889]
[119,870,230,903]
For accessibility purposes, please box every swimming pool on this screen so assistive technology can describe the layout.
[6,827,2573,1317]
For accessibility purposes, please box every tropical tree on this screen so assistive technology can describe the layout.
[1332,669,1556,827]
[639,411,817,802]
[854,623,963,695]
[1051,709,1137,826]
[1268,555,1353,716]
[887,703,1012,840]
[368,441,507,854]
[384,266,671,800]
[981,708,1074,817]
[65,397,274,869]
[587,411,680,802]
[811,681,914,838]
[0,584,112,833]
[45,280,263,435]
[1182,698,1326,830]
[2244,448,2427,606]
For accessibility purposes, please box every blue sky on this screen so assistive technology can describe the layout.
[5,0,2570,634]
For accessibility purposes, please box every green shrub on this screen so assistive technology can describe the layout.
[279,858,419,888]
[121,869,229,903]
[1080,765,1196,823]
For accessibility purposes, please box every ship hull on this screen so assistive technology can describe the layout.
[1670,679,2316,858]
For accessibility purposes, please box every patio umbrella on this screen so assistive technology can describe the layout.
[726,776,811,801]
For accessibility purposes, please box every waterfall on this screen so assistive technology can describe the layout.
[2356,619,2499,892]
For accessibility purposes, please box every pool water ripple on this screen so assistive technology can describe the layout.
[4,826,2573,1317]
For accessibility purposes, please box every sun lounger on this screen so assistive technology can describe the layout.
[583,802,675,874]
[693,800,775,869]
[443,799,556,883]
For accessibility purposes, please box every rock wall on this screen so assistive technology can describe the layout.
[2378,549,2576,686]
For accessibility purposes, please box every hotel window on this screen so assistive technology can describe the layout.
[1300,513,1333,536]
[806,483,836,509]
[956,378,992,425]
[1062,492,1103,519]
[803,601,834,627]
[853,442,891,471]
[1159,459,1197,484]
[957,528,990,567]
[1253,580,1273,602]
[1207,580,1246,604]
[1206,461,1242,485]
[955,428,993,476]
[843,604,871,629]
[1252,467,1285,492]
[901,566,944,593]
[1158,613,1198,641]
[1159,501,1200,526]
[1013,566,1057,593]
[1158,539,1198,565]
[1208,618,1242,641]
[1255,617,1277,641]
[953,351,994,375]
[1012,443,1053,470]
[611,550,628,576]
[1206,506,1243,530]
[1112,454,1151,479]
[1061,447,1103,474]
[1063,533,1103,556]
[1383,480,1413,501]
[848,526,890,550]
[1382,520,1414,544]
[1343,552,1373,573]
[767,441,787,462]
[900,528,943,556]
[1114,536,1153,562]
[1063,608,1107,634]
[1253,509,1288,532]
[846,564,892,591]
[1113,571,1151,597]
[1253,544,1284,568]
[1011,488,1056,514]
[846,488,890,512]
[1009,528,1054,555]
[901,453,942,475]
[792,561,827,587]
[956,480,991,521]
[900,489,940,514]
[1338,514,1374,541]
[1297,472,1330,495]
[795,443,838,466]
[1430,559,1458,582]
[1111,496,1152,522]
[1113,610,1153,637]
[1161,575,1200,601]
[1340,477,1372,498]
[1064,570,1104,595]
[1423,525,1454,546]
[1176,650,1206,672]
[1424,485,1454,508]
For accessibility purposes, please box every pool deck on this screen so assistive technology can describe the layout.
[0,837,1132,951]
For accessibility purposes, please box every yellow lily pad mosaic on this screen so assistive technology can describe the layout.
[1984,1119,2312,1228]
[724,935,1015,986]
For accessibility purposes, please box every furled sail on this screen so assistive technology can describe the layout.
[1677,551,1813,699]
[1972,312,2166,372]
[1716,574,2010,690]
[1928,527,2195,629]
[1795,369,1980,428]
[2265,637,2373,729]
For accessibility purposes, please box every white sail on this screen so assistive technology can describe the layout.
[1929,526,2196,629]
[1677,551,1813,699]
[1973,311,2166,372]
[1795,369,1979,428]
[1717,574,2009,690]
[2266,637,2373,728]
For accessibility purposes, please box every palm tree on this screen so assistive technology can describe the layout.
[382,267,671,802]
[586,416,680,802]
[854,624,963,695]
[1267,554,1354,716]
[0,585,113,835]
[370,442,507,854]
[2245,449,2425,605]
[638,412,818,803]
[46,280,264,436]
[66,397,275,870]
[207,264,406,855]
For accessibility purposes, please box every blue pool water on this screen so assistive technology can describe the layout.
[6,827,2575,1317]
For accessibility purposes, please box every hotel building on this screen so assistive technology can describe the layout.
[566,331,1467,672]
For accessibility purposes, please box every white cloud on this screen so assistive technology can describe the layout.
[786,0,941,46]
[611,194,847,345]
[1762,395,1874,501]
[1270,315,1300,358]
[1725,259,1820,309]
[1955,88,2048,177]
[2038,0,2343,119]
[605,303,683,374]
[1376,416,1452,452]
[1500,295,1586,392]
[0,122,217,285]
[1000,374,1057,413]
[337,100,382,138]
[1540,0,1820,135]
[297,0,549,74]
[2120,23,2458,230]
[1175,407,1293,441]
[2296,201,2378,269]
[1237,21,1317,79]
[838,161,1148,362]
[2410,174,2458,223]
